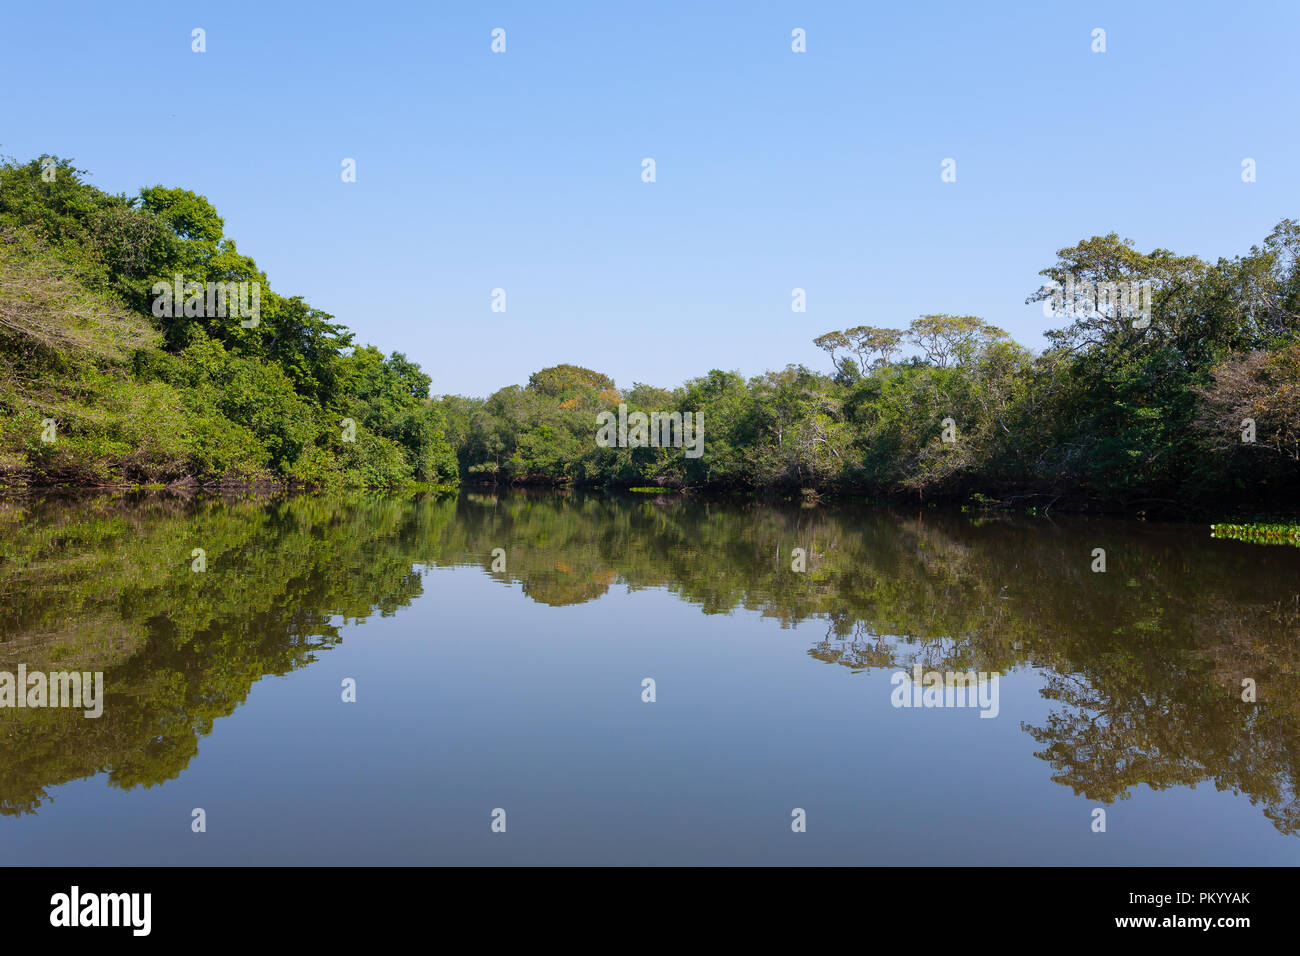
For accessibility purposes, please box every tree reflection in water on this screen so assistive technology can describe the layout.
[1,490,1296,834]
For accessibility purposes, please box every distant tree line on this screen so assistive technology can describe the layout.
[4,155,1296,511]
[440,223,1300,513]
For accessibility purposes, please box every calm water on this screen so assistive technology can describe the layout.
[1,490,1298,865]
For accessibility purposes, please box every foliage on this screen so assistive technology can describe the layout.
[0,155,457,489]
[439,222,1300,513]
[1210,523,1300,546]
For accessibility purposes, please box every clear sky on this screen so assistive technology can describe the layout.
[2,1,1296,396]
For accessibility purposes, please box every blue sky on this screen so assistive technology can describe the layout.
[2,1,1296,395]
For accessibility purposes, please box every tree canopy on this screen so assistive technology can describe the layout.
[0,155,457,489]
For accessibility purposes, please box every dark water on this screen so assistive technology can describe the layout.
[1,490,1297,865]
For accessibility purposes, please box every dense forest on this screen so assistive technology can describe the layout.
[0,156,458,489]
[441,223,1300,514]
[3,156,1297,513]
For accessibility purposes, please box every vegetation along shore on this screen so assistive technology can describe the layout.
[2,156,1297,518]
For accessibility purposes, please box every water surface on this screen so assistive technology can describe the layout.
[1,490,1297,864]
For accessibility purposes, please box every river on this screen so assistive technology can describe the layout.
[1,489,1296,864]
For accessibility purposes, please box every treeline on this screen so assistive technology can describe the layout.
[440,222,1300,513]
[0,156,457,488]
[4,154,1296,509]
